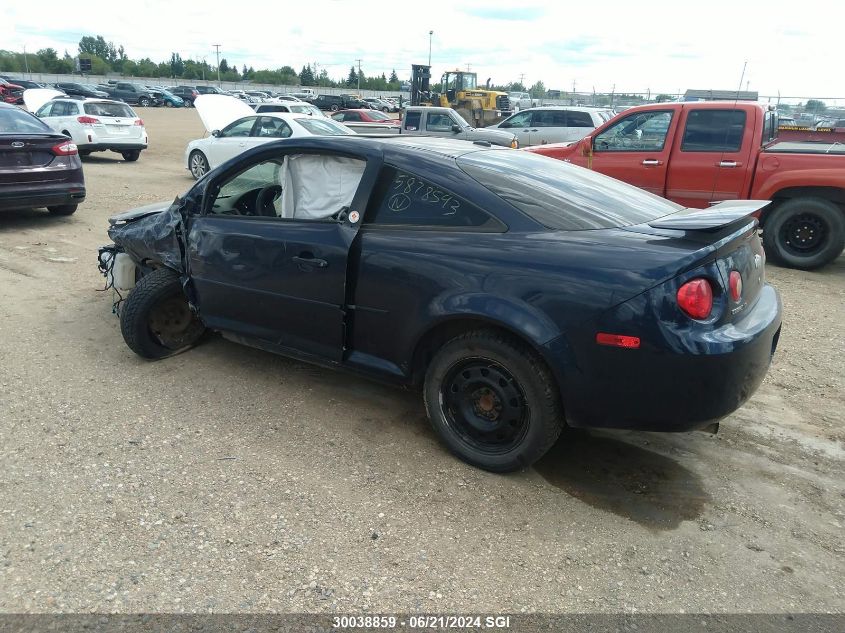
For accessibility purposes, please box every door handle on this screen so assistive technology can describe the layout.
[641,159,663,166]
[718,160,740,168]
[292,255,328,268]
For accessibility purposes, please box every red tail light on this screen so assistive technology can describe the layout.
[677,278,713,320]
[134,118,144,126]
[77,115,100,124]
[729,271,743,302]
[52,141,78,156]
[596,333,641,349]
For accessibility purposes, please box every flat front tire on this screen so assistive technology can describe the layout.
[424,330,564,472]
[763,197,845,270]
[119,267,205,360]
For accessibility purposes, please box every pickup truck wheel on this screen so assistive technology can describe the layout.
[189,151,209,179]
[330,104,339,111]
[763,197,845,270]
[138,97,151,107]
[47,204,78,216]
[424,330,564,472]
[120,267,205,360]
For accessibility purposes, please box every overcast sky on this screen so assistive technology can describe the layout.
[5,0,844,101]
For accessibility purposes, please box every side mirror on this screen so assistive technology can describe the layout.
[582,136,592,155]
[211,129,221,137]
[451,124,462,133]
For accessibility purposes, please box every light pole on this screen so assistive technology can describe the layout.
[23,45,30,76]
[356,58,362,92]
[213,44,221,86]
[428,30,433,66]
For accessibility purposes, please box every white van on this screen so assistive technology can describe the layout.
[488,106,615,147]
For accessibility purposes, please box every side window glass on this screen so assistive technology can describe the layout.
[346,112,361,122]
[681,109,746,152]
[66,102,80,116]
[51,102,69,117]
[532,110,565,127]
[404,111,421,130]
[209,155,366,220]
[220,117,257,137]
[500,111,531,128]
[255,117,292,138]
[594,111,672,152]
[36,103,54,117]
[365,167,501,230]
[567,111,595,127]
[426,113,453,131]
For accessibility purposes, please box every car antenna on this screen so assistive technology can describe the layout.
[709,61,747,205]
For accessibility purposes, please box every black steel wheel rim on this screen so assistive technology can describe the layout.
[780,212,827,254]
[439,357,529,454]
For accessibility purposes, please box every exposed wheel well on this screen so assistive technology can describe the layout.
[766,187,845,226]
[410,317,555,387]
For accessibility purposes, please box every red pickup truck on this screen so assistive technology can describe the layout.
[527,102,845,270]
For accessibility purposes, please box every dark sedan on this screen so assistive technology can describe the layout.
[0,103,85,215]
[54,82,110,99]
[100,136,781,472]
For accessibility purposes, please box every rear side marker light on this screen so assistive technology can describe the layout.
[677,278,713,320]
[51,141,78,156]
[729,270,743,302]
[596,333,641,349]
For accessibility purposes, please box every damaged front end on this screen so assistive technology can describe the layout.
[97,197,189,313]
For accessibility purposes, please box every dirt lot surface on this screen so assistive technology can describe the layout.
[1,107,843,614]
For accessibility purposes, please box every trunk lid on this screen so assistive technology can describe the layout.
[0,134,69,184]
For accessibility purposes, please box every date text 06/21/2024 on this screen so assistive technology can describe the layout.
[332,615,513,629]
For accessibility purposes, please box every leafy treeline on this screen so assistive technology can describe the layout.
[0,34,552,95]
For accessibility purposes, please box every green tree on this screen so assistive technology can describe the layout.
[300,64,315,86]
[529,80,545,97]
[170,53,184,78]
[805,99,826,114]
[219,58,230,74]
[346,65,358,87]
[389,69,398,84]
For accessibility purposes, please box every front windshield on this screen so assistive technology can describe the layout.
[295,117,354,135]
[463,74,477,90]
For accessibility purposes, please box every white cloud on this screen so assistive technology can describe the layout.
[4,0,844,101]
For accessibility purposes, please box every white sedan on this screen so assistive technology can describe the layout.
[185,95,354,179]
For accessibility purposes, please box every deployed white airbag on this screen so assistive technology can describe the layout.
[278,154,366,220]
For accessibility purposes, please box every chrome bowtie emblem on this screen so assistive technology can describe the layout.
[754,254,762,269]
[11,141,24,148]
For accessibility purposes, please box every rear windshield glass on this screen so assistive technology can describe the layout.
[0,107,52,134]
[295,118,354,135]
[458,151,682,230]
[84,102,136,118]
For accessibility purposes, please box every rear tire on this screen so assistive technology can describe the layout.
[121,150,141,162]
[423,330,564,472]
[47,204,78,216]
[119,267,206,360]
[763,197,845,270]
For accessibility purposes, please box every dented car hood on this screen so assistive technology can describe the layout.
[193,94,255,133]
[107,198,185,273]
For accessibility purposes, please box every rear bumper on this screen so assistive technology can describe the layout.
[82,143,147,152]
[549,284,782,431]
[0,183,86,211]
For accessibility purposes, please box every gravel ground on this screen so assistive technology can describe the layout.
[0,108,843,614]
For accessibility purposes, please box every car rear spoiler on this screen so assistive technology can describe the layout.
[649,200,770,231]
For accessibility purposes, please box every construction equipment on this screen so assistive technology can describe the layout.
[409,64,511,127]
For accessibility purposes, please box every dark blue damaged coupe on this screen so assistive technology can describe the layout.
[100,136,782,472]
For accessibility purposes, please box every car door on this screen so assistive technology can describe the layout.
[664,108,754,208]
[186,144,380,361]
[205,116,259,169]
[495,111,533,146]
[424,112,455,138]
[590,109,677,197]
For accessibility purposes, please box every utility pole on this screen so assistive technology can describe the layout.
[466,63,471,72]
[519,73,525,90]
[213,44,221,86]
[356,58,362,92]
[428,31,433,66]
[23,45,30,76]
